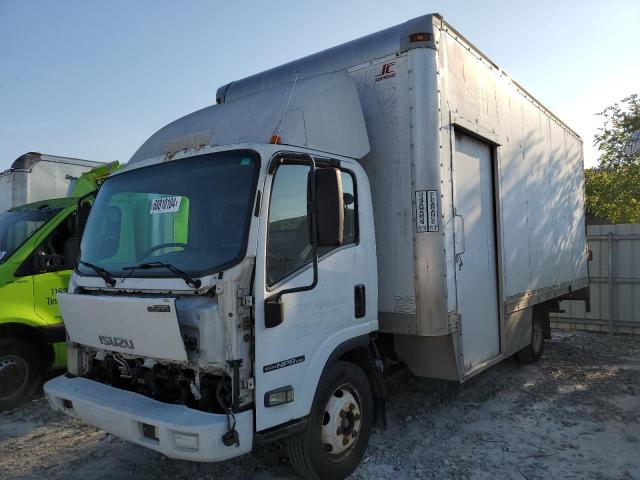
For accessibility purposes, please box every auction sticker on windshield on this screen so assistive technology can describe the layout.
[150,196,182,214]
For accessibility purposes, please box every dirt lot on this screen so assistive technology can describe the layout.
[1,330,639,480]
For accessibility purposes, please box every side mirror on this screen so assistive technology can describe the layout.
[315,168,344,247]
[77,201,91,235]
[64,237,80,268]
[41,253,65,271]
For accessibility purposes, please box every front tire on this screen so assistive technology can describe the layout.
[516,314,545,363]
[0,337,44,411]
[287,361,373,479]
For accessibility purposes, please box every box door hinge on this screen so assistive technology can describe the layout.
[448,312,460,332]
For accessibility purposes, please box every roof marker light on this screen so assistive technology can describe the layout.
[409,33,432,42]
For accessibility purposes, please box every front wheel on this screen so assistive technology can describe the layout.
[287,361,373,480]
[0,337,44,411]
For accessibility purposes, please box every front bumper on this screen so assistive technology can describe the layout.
[44,375,253,462]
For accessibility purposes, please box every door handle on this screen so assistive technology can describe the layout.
[454,211,465,255]
[454,211,465,271]
[354,284,366,318]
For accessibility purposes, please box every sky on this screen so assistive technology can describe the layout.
[0,0,638,171]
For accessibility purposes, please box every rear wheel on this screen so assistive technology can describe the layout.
[287,361,373,479]
[516,314,545,363]
[0,338,44,411]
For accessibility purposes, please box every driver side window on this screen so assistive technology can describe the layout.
[267,165,312,286]
[266,164,358,286]
[16,212,76,277]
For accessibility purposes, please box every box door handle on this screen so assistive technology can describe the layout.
[454,210,465,271]
[354,284,366,318]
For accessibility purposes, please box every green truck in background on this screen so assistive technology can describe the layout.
[0,161,119,410]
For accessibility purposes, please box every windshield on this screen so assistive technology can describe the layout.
[0,208,62,263]
[78,150,259,279]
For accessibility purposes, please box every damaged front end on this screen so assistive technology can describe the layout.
[45,258,255,460]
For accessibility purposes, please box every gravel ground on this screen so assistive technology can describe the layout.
[1,330,639,480]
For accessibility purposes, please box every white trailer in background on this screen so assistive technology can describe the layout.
[45,13,589,479]
[0,152,103,212]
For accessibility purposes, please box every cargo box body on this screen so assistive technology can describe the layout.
[219,14,588,381]
[0,153,103,212]
[356,17,587,380]
[362,17,587,380]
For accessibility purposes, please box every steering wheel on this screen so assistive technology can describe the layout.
[139,242,188,260]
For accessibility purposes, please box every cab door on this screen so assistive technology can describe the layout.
[253,158,377,432]
[31,211,77,327]
[33,269,71,326]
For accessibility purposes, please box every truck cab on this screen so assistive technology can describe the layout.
[0,162,118,410]
[45,71,382,479]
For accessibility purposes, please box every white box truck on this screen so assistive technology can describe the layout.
[45,14,589,479]
[0,152,103,212]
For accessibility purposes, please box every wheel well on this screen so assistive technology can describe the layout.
[339,347,374,377]
[337,344,387,430]
[0,323,54,368]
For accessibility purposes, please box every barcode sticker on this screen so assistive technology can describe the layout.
[427,190,439,232]
[416,190,439,233]
[416,190,428,232]
[395,295,417,314]
[150,196,182,214]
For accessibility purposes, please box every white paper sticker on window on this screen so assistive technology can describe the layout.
[150,196,182,214]
[416,190,439,233]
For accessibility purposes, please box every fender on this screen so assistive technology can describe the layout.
[0,317,42,328]
[318,333,387,430]
[0,321,59,368]
[0,317,65,342]
[256,333,386,443]
[319,334,371,376]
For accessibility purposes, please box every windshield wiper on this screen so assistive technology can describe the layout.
[79,260,116,287]
[122,261,202,289]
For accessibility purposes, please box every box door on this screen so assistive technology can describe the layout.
[453,131,500,369]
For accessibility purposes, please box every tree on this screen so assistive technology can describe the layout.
[593,94,640,170]
[585,165,640,224]
[585,94,640,223]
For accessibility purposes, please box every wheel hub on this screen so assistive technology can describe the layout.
[321,384,362,456]
[0,355,29,400]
